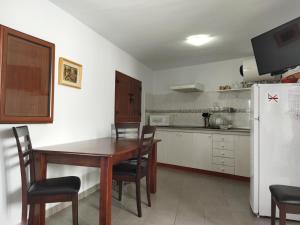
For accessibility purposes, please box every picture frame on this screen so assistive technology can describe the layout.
[58,57,82,89]
[0,25,55,123]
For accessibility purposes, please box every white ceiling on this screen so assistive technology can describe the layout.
[50,0,300,70]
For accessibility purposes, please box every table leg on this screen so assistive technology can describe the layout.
[32,152,47,225]
[149,143,157,193]
[100,157,113,225]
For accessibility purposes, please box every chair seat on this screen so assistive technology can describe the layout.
[113,159,148,177]
[28,176,81,197]
[270,185,300,205]
[125,156,147,163]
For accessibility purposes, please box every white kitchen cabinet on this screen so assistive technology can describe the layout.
[213,141,234,150]
[234,135,250,177]
[156,130,212,170]
[156,131,186,165]
[212,134,235,174]
[192,133,212,170]
[155,130,171,164]
[212,164,235,174]
[212,148,235,158]
[171,132,194,167]
[156,129,250,178]
[213,134,234,142]
[212,157,235,166]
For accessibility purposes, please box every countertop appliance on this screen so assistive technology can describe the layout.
[250,84,300,220]
[149,115,170,126]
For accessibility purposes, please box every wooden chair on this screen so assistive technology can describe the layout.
[113,125,156,217]
[270,185,300,225]
[115,122,140,140]
[12,126,81,225]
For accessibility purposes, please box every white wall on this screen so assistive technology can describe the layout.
[153,58,245,94]
[147,58,251,128]
[0,1,153,224]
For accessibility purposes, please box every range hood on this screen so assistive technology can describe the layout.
[170,82,204,92]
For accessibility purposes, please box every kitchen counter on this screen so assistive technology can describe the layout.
[156,125,250,135]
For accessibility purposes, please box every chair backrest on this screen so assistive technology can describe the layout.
[12,126,35,192]
[115,122,140,140]
[136,125,156,174]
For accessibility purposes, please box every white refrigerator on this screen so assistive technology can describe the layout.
[250,83,300,220]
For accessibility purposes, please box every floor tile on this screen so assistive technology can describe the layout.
[46,167,300,225]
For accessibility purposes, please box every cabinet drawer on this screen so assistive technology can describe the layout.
[213,149,234,158]
[213,141,234,150]
[213,134,234,143]
[212,157,235,166]
[212,164,235,174]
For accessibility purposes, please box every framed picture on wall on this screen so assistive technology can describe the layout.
[0,24,55,123]
[58,57,82,89]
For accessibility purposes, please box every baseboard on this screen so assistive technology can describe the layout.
[157,163,250,182]
[46,184,99,218]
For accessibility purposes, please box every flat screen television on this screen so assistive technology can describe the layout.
[251,17,300,75]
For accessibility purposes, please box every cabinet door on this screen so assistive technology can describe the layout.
[115,71,131,122]
[115,71,141,122]
[155,131,170,164]
[234,135,250,177]
[158,131,187,166]
[156,131,213,170]
[192,133,212,170]
[173,132,194,167]
[164,132,181,165]
[130,79,141,122]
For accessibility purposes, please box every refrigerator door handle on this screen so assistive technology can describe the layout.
[254,117,259,121]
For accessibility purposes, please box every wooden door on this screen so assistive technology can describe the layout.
[115,71,131,122]
[130,79,142,122]
[115,71,141,122]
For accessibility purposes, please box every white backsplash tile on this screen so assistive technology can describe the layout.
[146,90,251,128]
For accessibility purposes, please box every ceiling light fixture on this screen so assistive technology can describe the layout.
[185,34,214,46]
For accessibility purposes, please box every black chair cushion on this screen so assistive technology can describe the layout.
[270,185,300,205]
[28,176,81,197]
[125,156,147,163]
[113,159,148,177]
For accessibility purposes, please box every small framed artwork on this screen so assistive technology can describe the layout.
[58,57,82,89]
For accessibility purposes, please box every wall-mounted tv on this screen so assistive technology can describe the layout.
[251,17,300,75]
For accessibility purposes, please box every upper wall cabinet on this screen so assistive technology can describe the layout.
[115,71,142,123]
[0,25,55,123]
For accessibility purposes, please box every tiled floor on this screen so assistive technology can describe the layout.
[47,168,300,225]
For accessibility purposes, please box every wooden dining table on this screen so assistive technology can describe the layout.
[31,137,159,225]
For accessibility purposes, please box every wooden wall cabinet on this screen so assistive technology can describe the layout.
[0,25,55,123]
[115,71,141,123]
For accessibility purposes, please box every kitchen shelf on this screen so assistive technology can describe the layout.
[170,83,204,92]
[216,88,251,92]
